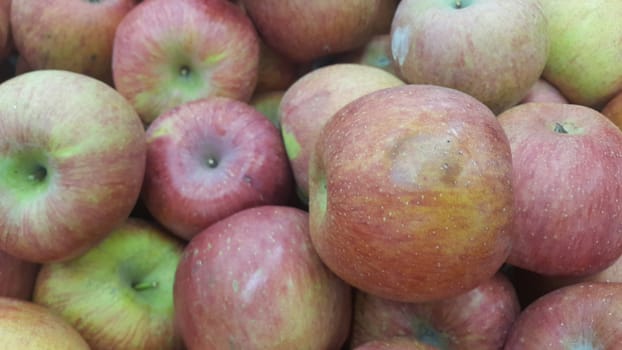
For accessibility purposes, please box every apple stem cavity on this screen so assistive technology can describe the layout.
[132,281,159,291]
[27,164,47,183]
[455,0,462,8]
[179,65,191,78]
[206,156,218,168]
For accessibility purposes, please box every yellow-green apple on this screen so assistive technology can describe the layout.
[497,103,622,276]
[391,0,548,114]
[112,0,260,124]
[174,205,352,349]
[279,63,404,202]
[0,297,90,349]
[518,78,568,104]
[349,273,520,349]
[141,97,294,241]
[10,0,137,84]
[338,34,399,77]
[504,282,622,349]
[250,90,285,128]
[240,0,398,63]
[308,84,514,303]
[0,70,146,263]
[354,338,439,350]
[0,249,39,300]
[540,0,622,108]
[33,218,184,350]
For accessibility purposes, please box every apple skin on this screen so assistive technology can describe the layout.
[540,1,622,108]
[0,70,146,263]
[279,63,404,201]
[504,282,622,349]
[519,79,568,104]
[0,297,90,349]
[142,96,294,241]
[112,0,260,124]
[254,41,301,94]
[354,337,439,350]
[308,84,514,303]
[240,0,397,63]
[0,0,11,60]
[10,0,137,84]
[174,205,352,350]
[0,249,39,300]
[497,102,622,276]
[250,90,285,128]
[349,273,520,349]
[33,218,184,350]
[338,34,400,77]
[601,90,622,130]
[391,0,548,114]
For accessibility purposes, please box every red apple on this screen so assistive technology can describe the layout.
[11,0,137,84]
[112,0,260,124]
[0,297,90,349]
[504,282,622,349]
[0,0,11,60]
[142,97,294,241]
[391,0,549,114]
[241,0,397,63]
[354,337,438,350]
[349,273,520,349]
[498,102,622,276]
[0,249,38,300]
[602,89,622,130]
[174,205,352,349]
[0,70,146,263]
[308,84,514,303]
[279,63,404,201]
[519,78,568,105]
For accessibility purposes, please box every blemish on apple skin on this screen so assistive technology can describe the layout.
[391,26,411,68]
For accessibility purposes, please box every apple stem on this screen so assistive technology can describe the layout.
[554,122,568,134]
[455,0,462,8]
[132,281,159,291]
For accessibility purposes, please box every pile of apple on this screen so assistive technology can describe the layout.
[2,0,622,349]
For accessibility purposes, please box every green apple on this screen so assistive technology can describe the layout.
[540,0,622,108]
[33,218,184,350]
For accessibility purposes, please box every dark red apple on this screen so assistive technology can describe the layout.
[0,249,39,300]
[354,337,438,350]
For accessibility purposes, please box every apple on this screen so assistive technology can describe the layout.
[354,337,438,350]
[601,89,622,130]
[141,96,294,241]
[338,34,399,77]
[250,90,285,128]
[308,84,514,303]
[497,102,622,276]
[391,0,548,114]
[0,297,90,349]
[174,205,352,349]
[519,78,568,104]
[540,0,622,108]
[349,273,520,349]
[0,249,39,300]
[0,0,11,60]
[0,70,146,263]
[504,282,622,349]
[240,0,398,63]
[112,0,260,124]
[279,63,404,201]
[10,0,137,84]
[33,217,184,350]
[254,41,301,94]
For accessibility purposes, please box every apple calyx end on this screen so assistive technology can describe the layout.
[554,122,568,134]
